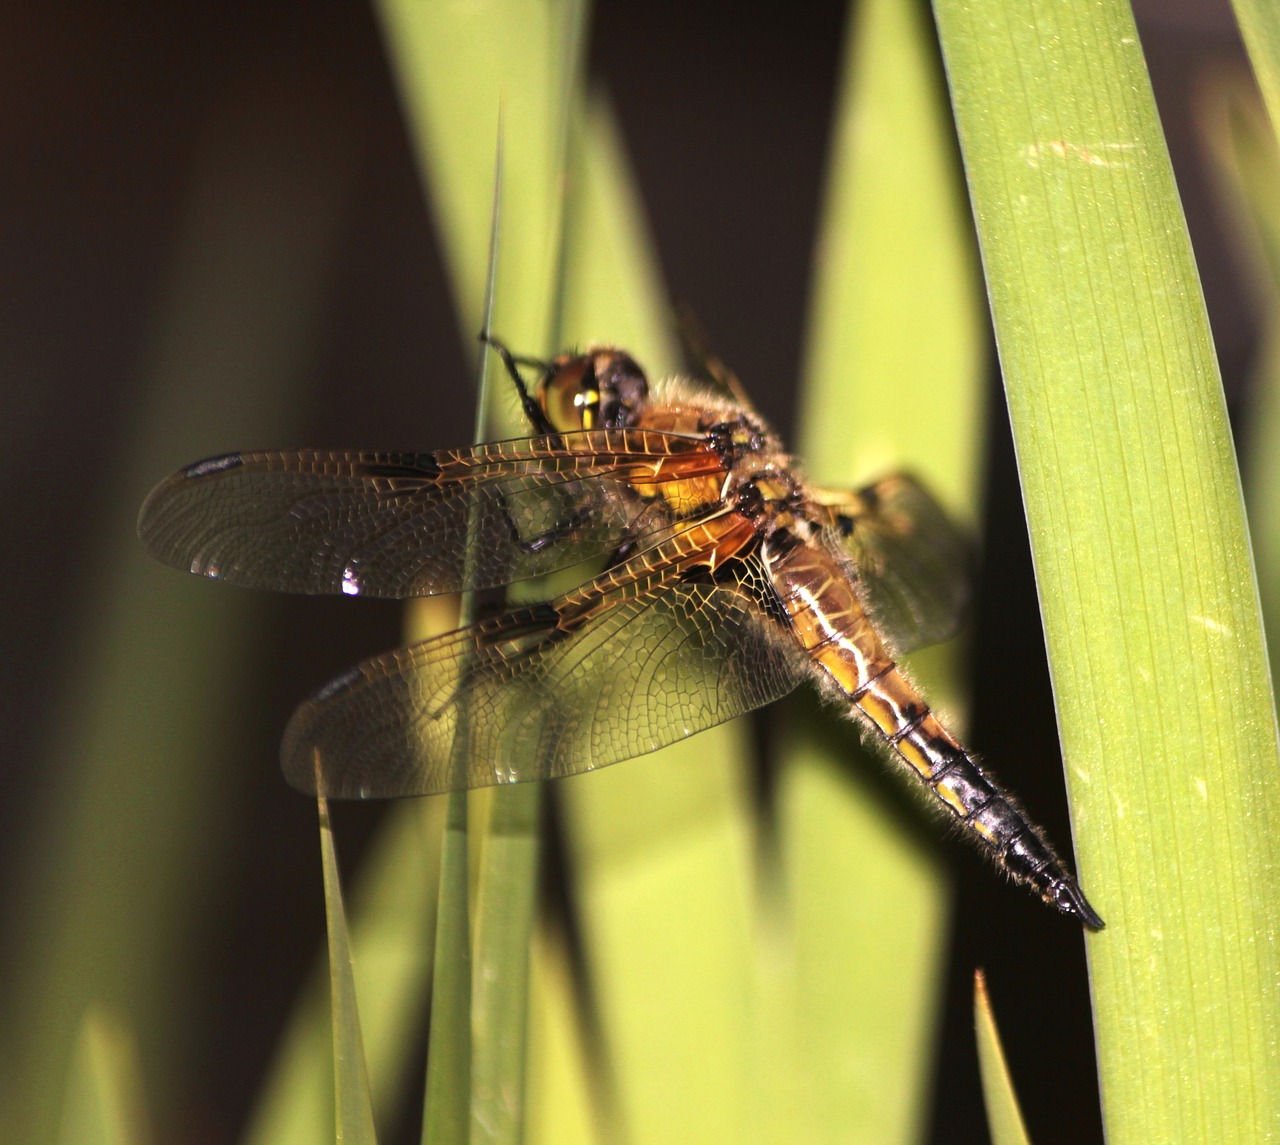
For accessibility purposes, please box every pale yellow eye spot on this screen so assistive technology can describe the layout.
[577,389,599,429]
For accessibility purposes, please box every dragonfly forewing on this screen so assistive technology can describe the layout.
[137,434,726,599]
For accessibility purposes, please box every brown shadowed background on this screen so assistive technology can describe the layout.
[0,2,1257,1142]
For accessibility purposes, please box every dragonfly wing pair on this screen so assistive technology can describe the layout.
[139,443,965,799]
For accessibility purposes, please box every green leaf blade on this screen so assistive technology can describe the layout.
[934,0,1280,1138]
[56,1011,150,1145]
[467,785,542,1144]
[785,0,986,1137]
[243,801,443,1145]
[422,793,471,1145]
[374,3,596,1140]
[556,94,757,1145]
[1232,0,1280,149]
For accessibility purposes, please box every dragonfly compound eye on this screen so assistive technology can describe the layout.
[538,348,649,432]
[538,355,596,431]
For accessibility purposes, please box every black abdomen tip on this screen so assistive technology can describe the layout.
[1051,878,1105,930]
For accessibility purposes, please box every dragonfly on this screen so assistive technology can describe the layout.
[138,339,1103,928]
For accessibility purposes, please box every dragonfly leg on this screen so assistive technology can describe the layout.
[479,332,557,434]
[501,500,596,556]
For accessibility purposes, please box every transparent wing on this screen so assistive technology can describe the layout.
[281,546,809,798]
[816,472,973,654]
[137,432,724,598]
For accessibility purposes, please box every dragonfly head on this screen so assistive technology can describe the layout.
[539,348,649,431]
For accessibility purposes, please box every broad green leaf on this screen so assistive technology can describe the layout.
[56,1011,150,1145]
[1233,0,1280,145]
[799,0,984,511]
[783,0,985,1137]
[556,94,757,1145]
[935,0,1280,1139]
[524,922,600,1145]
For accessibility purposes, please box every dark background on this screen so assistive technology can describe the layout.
[0,2,1257,1142]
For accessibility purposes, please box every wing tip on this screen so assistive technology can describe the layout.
[137,452,245,549]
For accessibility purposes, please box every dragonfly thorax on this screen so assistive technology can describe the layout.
[538,347,649,431]
[723,455,806,532]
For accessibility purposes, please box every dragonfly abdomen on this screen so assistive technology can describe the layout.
[767,532,1103,927]
[855,667,1101,925]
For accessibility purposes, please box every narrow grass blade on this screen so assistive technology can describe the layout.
[317,796,378,1145]
[423,793,471,1145]
[375,0,584,373]
[242,799,443,1145]
[375,4,591,1142]
[340,803,443,1135]
[467,784,542,1142]
[934,0,1280,1138]
[419,117,502,1145]
[972,972,1031,1145]
[471,12,587,1140]
[465,161,540,1124]
[56,1011,150,1145]
[783,0,986,1138]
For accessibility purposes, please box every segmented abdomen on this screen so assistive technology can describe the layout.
[764,531,1101,926]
